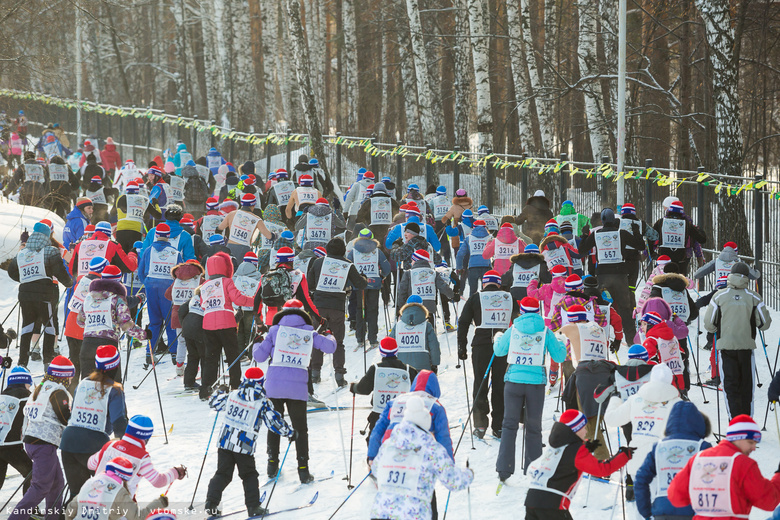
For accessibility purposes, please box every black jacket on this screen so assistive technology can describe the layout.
[578,222,644,275]
[651,212,707,263]
[8,232,73,302]
[351,357,418,413]
[0,384,30,447]
[457,286,520,350]
[307,255,367,310]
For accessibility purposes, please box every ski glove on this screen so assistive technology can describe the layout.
[144,327,153,340]
[584,439,601,453]
[174,465,187,479]
[287,430,298,443]
[610,339,621,354]
[618,446,636,458]
[458,346,468,361]
[1,356,11,369]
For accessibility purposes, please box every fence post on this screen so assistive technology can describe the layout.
[160,117,165,152]
[425,144,433,189]
[696,166,705,231]
[146,109,152,164]
[336,132,343,188]
[285,129,292,172]
[131,106,137,163]
[119,115,124,161]
[601,155,610,209]
[266,128,273,175]
[107,113,112,138]
[521,153,528,208]
[248,135,254,160]
[755,174,764,296]
[210,121,216,148]
[644,159,653,221]
[396,140,403,188]
[486,148,494,213]
[453,145,460,193]
[559,152,568,202]
[177,114,182,142]
[230,130,235,161]
[192,115,198,159]
[371,135,379,174]
[95,111,100,141]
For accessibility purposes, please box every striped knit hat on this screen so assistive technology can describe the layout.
[641,311,663,326]
[544,219,559,234]
[524,244,540,254]
[405,204,421,217]
[299,174,314,187]
[564,274,583,290]
[106,457,134,481]
[206,197,219,210]
[147,167,163,178]
[89,256,109,273]
[242,367,265,385]
[473,219,486,228]
[723,241,738,252]
[48,356,75,378]
[620,203,636,215]
[315,198,329,206]
[482,270,502,286]
[550,264,568,278]
[565,304,588,323]
[84,224,95,236]
[155,223,171,238]
[243,251,259,264]
[407,183,420,192]
[363,171,375,180]
[209,234,225,245]
[657,255,671,266]
[627,344,649,361]
[95,345,121,371]
[275,168,288,179]
[716,275,728,289]
[125,181,139,194]
[379,337,398,357]
[412,249,430,263]
[313,246,327,258]
[727,414,761,443]
[125,415,154,441]
[180,216,194,228]
[560,409,587,433]
[220,200,239,215]
[668,200,684,213]
[95,221,112,236]
[7,366,32,386]
[276,247,294,264]
[241,193,257,207]
[520,297,540,313]
[91,175,102,184]
[436,186,446,195]
[102,265,122,280]
[477,205,489,215]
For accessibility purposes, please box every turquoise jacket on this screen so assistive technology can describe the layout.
[493,313,566,384]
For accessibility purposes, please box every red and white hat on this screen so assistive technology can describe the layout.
[656,255,671,266]
[723,241,738,252]
[405,205,421,217]
[411,249,430,263]
[641,311,663,326]
[565,304,588,323]
[155,223,171,238]
[313,246,327,258]
[91,175,102,184]
[275,168,289,179]
[473,220,486,227]
[106,457,134,481]
[379,337,398,357]
[550,265,568,278]
[275,247,294,264]
[559,409,587,433]
[283,299,304,309]
[482,270,501,286]
[363,171,375,180]
[84,224,96,236]
[244,174,256,186]
[500,222,514,229]
[179,216,194,227]
[47,355,75,378]
[299,174,314,187]
[315,198,329,206]
[564,274,583,291]
[96,345,121,371]
[206,197,219,210]
[620,203,636,215]
[668,200,684,213]
[726,414,761,443]
[102,265,122,280]
[125,181,139,193]
[520,297,540,313]
[243,367,265,385]
[243,251,259,264]
[241,193,257,207]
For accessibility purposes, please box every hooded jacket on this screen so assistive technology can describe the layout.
[200,252,254,330]
[635,265,666,316]
[455,225,491,269]
[101,143,121,171]
[482,226,527,275]
[578,216,645,275]
[644,321,686,390]
[652,212,708,263]
[389,302,441,371]
[649,272,699,324]
[634,297,689,344]
[346,237,391,290]
[294,203,347,251]
[524,421,631,510]
[370,421,473,520]
[253,307,337,401]
[493,311,567,385]
[8,231,73,301]
[668,439,780,520]
[527,277,566,319]
[164,262,204,329]
[458,286,520,349]
[78,279,145,341]
[71,231,138,276]
[693,245,760,281]
[368,371,452,460]
[440,196,473,224]
[141,219,196,261]
[398,259,454,316]
[516,195,553,243]
[703,272,771,350]
[540,233,579,273]
[181,163,209,208]
[138,240,183,288]
[634,401,712,519]
[555,204,590,236]
[385,217,441,252]
[501,251,550,301]
[63,206,91,249]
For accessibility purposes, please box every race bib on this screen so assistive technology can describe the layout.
[595,231,622,264]
[17,248,48,284]
[544,247,570,268]
[715,257,735,280]
[271,325,314,369]
[615,372,650,402]
[229,211,261,246]
[557,214,578,231]
[512,264,539,288]
[76,474,123,520]
[274,181,295,206]
[433,196,449,219]
[148,246,178,279]
[370,198,392,226]
[657,337,684,376]
[87,188,107,205]
[70,380,110,432]
[631,398,668,442]
[306,213,332,243]
[222,392,262,432]
[24,164,44,183]
[169,175,185,202]
[316,257,350,292]
[49,163,69,182]
[507,328,546,366]
[395,322,427,353]
[661,218,685,249]
[354,249,379,278]
[297,187,318,205]
[375,450,427,501]
[478,291,512,329]
[495,241,519,262]
[172,277,201,306]
[233,276,260,310]
[201,214,223,242]
[125,194,146,223]
[207,156,222,170]
[68,276,93,313]
[528,446,570,498]
[373,367,411,414]
[201,279,228,314]
[655,439,702,497]
[178,151,192,166]
[196,164,211,184]
[410,268,436,301]
[83,296,114,335]
[78,239,109,276]
[688,454,739,518]
[577,322,607,361]
[468,235,489,256]
[661,286,690,322]
[0,395,22,444]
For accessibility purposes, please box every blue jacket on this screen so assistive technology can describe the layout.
[346,237,391,289]
[456,225,491,269]
[149,182,169,209]
[63,207,90,250]
[173,143,191,174]
[634,400,712,519]
[384,216,441,252]
[368,370,452,461]
[493,313,566,385]
[142,219,195,261]
[59,384,127,454]
[138,240,183,288]
[207,148,226,175]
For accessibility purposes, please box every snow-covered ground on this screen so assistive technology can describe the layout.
[0,199,779,519]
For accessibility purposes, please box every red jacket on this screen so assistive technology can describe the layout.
[101,144,121,171]
[69,231,138,276]
[201,252,255,330]
[645,321,685,391]
[668,440,780,520]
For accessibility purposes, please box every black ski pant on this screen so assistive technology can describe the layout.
[203,328,241,389]
[598,273,636,345]
[60,451,93,501]
[80,337,119,381]
[356,289,380,345]
[66,337,82,393]
[19,300,58,366]
[471,345,506,431]
[310,307,346,375]
[183,333,205,392]
[526,508,573,520]
[719,348,755,419]
[267,398,308,463]
[115,229,142,255]
[206,448,260,509]
[0,445,32,494]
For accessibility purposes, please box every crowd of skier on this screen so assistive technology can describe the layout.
[0,117,780,520]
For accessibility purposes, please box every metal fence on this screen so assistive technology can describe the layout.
[8,95,780,308]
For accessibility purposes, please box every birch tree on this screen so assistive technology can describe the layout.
[232,0,257,128]
[405,0,439,144]
[260,0,277,127]
[467,0,493,152]
[505,0,537,153]
[452,0,471,148]
[342,0,360,129]
[397,23,422,144]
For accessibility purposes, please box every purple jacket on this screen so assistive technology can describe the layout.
[634,297,689,343]
[253,308,336,401]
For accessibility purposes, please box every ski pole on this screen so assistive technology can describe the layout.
[0,470,31,511]
[0,301,20,327]
[326,472,371,520]
[759,329,773,380]
[132,327,185,390]
[774,405,780,442]
[260,439,292,519]
[188,411,220,511]
[686,334,709,404]
[332,366,350,483]
[361,290,367,375]
[148,339,169,444]
[348,392,356,489]
[453,353,495,456]
[123,299,148,385]
[453,359,474,450]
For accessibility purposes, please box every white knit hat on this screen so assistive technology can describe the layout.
[402,395,431,431]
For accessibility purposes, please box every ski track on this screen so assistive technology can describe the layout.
[0,203,778,518]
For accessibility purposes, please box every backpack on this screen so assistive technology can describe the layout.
[184,175,209,204]
[261,268,293,308]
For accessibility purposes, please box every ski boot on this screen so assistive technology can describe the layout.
[267,458,279,478]
[246,505,268,517]
[298,460,314,484]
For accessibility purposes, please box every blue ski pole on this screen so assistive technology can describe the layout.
[326,472,371,520]
[188,411,221,511]
[260,439,292,519]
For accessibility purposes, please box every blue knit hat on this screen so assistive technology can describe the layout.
[627,344,649,361]
[477,205,489,215]
[89,257,109,273]
[209,234,225,245]
[406,295,423,305]
[95,345,121,371]
[407,183,420,192]
[8,366,32,386]
[95,221,112,236]
[524,244,540,254]
[281,230,294,241]
[33,222,51,236]
[309,158,319,166]
[125,415,154,441]
[436,186,446,195]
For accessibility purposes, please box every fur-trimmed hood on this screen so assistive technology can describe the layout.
[450,196,473,210]
[651,272,689,292]
[510,252,545,267]
[89,278,127,297]
[172,261,204,280]
[399,302,429,325]
[540,234,569,249]
[526,195,551,211]
[272,307,313,327]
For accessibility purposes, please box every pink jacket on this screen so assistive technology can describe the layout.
[483,227,527,275]
[527,277,566,318]
[635,266,664,316]
[201,252,255,330]
[634,297,689,344]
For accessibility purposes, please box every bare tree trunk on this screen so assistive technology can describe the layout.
[452,0,471,149]
[170,0,190,114]
[467,0,493,152]
[506,0,537,154]
[342,0,359,129]
[542,0,558,147]
[397,21,422,144]
[577,0,611,161]
[232,0,256,129]
[212,0,234,126]
[285,0,331,179]
[200,0,221,120]
[405,0,439,144]
[377,5,390,140]
[104,1,132,104]
[260,0,279,127]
